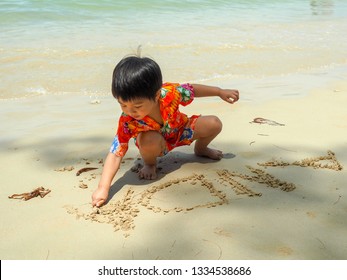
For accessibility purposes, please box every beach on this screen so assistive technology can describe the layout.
[1,80,347,259]
[1,0,347,261]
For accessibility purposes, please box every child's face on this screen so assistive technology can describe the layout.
[117,97,158,120]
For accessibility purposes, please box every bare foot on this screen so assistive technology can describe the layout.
[195,147,223,160]
[138,164,157,179]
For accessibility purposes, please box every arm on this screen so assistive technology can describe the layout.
[191,84,239,104]
[92,152,123,207]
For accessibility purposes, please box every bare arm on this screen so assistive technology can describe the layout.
[92,152,123,207]
[191,84,239,104]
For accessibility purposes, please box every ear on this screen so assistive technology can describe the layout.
[155,89,161,101]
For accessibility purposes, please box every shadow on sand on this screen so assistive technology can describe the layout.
[107,151,236,203]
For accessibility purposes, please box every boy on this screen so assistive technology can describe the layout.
[92,56,239,207]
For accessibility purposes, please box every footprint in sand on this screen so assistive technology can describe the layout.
[277,246,294,256]
[54,166,74,172]
[306,211,316,219]
[214,227,233,238]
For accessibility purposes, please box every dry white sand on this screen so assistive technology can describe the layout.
[1,80,346,260]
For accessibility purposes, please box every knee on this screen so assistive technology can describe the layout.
[194,115,223,139]
[137,131,163,151]
[209,116,223,133]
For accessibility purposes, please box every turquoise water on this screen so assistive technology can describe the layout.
[1,0,347,99]
[2,0,346,43]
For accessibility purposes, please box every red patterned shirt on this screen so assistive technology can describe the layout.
[110,82,199,157]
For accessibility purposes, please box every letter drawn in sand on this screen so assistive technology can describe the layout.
[71,188,140,237]
[138,174,228,214]
[258,150,343,171]
[217,169,262,197]
[64,150,344,238]
[217,166,296,197]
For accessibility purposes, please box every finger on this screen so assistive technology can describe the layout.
[92,200,98,207]
[231,92,239,101]
[230,94,239,103]
[96,199,105,207]
[234,92,240,101]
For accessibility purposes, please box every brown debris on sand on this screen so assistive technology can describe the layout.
[250,117,285,126]
[76,167,98,176]
[9,187,51,201]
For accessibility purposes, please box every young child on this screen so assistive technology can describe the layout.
[92,55,239,207]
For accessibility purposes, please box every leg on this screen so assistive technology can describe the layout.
[193,115,223,160]
[136,131,166,179]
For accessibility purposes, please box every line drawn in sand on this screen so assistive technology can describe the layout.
[68,168,297,237]
[65,150,343,237]
[138,174,228,214]
[258,150,343,171]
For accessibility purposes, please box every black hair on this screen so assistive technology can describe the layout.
[111,56,163,101]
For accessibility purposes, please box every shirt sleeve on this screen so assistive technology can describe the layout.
[109,114,132,157]
[109,135,128,157]
[177,83,194,106]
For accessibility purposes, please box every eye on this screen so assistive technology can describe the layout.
[134,105,142,109]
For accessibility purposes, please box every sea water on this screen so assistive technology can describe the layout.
[1,0,347,100]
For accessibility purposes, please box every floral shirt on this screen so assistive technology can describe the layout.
[110,82,198,157]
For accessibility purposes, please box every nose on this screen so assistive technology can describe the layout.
[129,108,137,115]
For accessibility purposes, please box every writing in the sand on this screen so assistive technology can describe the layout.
[67,150,343,238]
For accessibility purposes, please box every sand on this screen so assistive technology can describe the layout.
[1,80,347,260]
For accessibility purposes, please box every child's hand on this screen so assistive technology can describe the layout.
[92,186,109,207]
[219,89,239,104]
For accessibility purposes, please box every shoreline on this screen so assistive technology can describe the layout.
[1,80,346,260]
[1,62,347,102]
